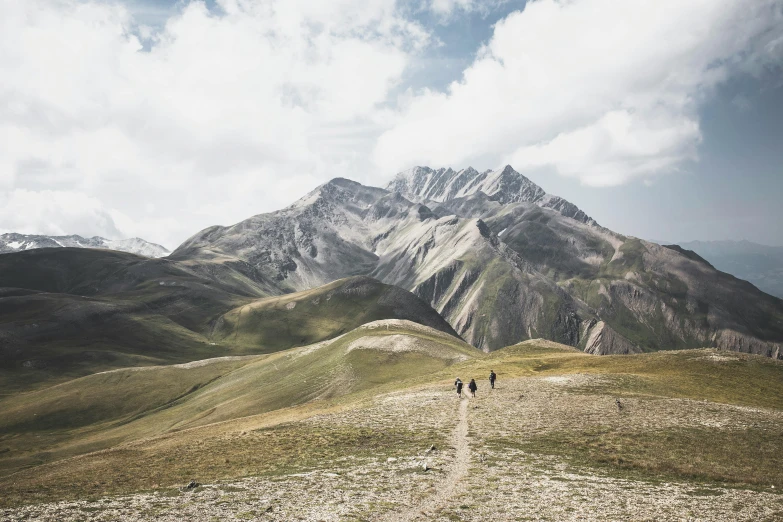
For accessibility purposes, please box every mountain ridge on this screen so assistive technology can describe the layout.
[388,165,597,225]
[649,239,783,299]
[0,233,169,258]
[170,166,783,358]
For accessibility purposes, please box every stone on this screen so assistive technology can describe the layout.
[182,480,200,491]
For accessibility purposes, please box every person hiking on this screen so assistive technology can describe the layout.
[455,378,464,398]
[468,378,477,398]
[489,370,497,389]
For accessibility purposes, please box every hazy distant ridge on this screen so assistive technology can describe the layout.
[668,240,783,299]
[0,233,169,258]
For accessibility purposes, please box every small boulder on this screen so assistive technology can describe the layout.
[182,480,200,491]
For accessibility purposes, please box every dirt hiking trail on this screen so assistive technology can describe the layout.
[383,397,471,521]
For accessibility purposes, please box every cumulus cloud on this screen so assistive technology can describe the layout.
[0,0,427,247]
[0,190,123,238]
[375,0,783,186]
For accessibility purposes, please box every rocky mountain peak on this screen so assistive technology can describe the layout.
[386,164,596,226]
[164,171,782,358]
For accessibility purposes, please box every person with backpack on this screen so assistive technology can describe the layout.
[455,378,464,398]
[489,370,497,389]
[468,378,477,398]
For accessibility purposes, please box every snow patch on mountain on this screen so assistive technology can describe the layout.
[0,233,170,258]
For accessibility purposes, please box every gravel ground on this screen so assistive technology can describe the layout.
[4,375,782,521]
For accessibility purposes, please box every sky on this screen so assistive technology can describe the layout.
[1,0,782,249]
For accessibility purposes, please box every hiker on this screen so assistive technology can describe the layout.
[489,370,497,389]
[468,378,477,398]
[455,378,464,398]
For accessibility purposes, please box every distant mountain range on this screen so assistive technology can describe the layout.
[0,233,169,258]
[651,240,783,300]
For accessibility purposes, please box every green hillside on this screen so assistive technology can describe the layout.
[1,329,781,512]
[0,249,462,392]
[212,276,461,352]
[0,320,478,498]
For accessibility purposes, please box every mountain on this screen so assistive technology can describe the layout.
[171,176,574,351]
[171,166,783,358]
[672,240,783,300]
[0,233,169,258]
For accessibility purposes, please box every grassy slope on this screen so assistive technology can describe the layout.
[211,276,460,352]
[0,248,463,393]
[0,332,781,507]
[0,320,477,502]
[479,340,783,408]
[0,291,229,394]
[477,343,783,490]
[0,248,256,392]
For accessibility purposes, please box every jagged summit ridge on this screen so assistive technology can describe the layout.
[387,165,596,225]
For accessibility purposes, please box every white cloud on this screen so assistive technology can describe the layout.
[375,0,783,186]
[510,110,701,186]
[0,0,428,248]
[1,0,781,250]
[0,190,123,239]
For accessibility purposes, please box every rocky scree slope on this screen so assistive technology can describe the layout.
[0,233,169,258]
[171,167,783,358]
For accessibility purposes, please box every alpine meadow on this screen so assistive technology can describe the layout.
[1,0,783,521]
